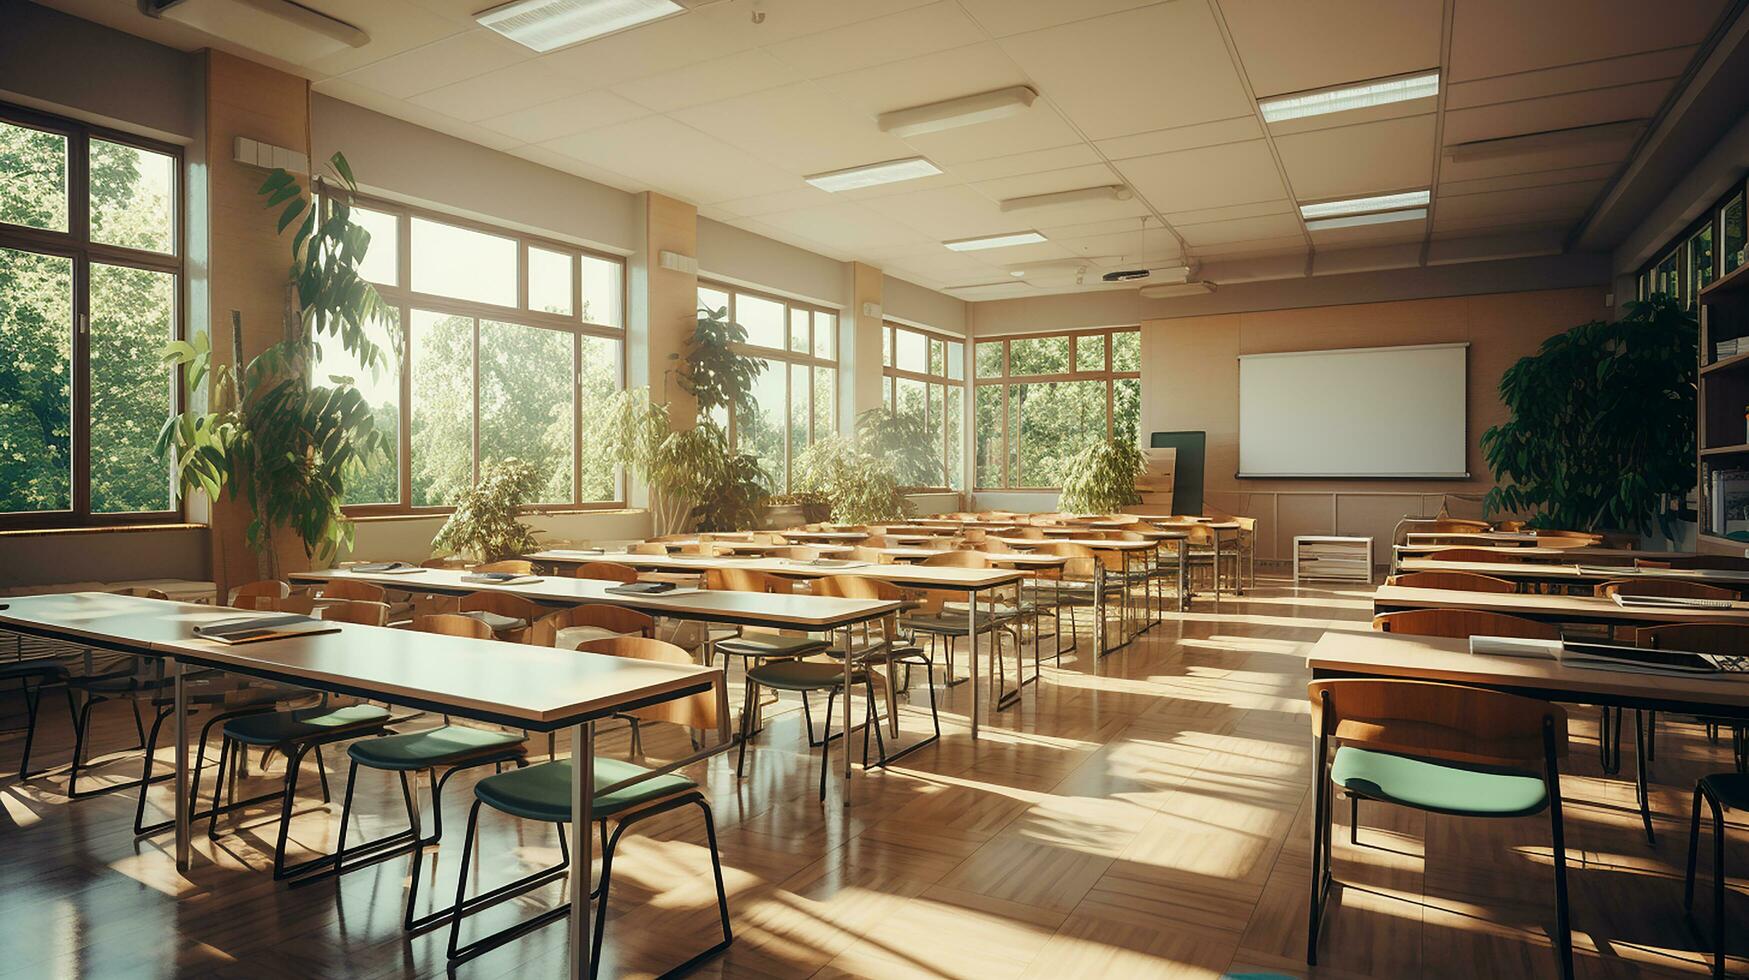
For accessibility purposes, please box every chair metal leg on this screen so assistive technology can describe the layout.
[1712,793,1726,980]
[820,687,836,802]
[1350,795,1359,845]
[735,678,755,778]
[1547,761,1574,980]
[1685,782,1703,914]
[1635,709,1656,845]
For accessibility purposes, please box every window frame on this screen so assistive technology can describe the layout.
[333,189,629,516]
[971,326,1142,492]
[1636,173,1749,310]
[881,321,966,491]
[0,101,185,530]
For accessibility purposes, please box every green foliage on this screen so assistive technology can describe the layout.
[679,303,765,416]
[793,434,910,524]
[156,153,392,565]
[430,457,544,561]
[1481,295,1697,535]
[1057,437,1145,514]
[601,388,770,534]
[855,406,941,488]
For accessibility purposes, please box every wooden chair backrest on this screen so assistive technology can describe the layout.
[320,599,390,626]
[1637,623,1749,656]
[1493,520,1526,532]
[960,527,988,543]
[1643,555,1749,572]
[264,595,318,615]
[421,557,463,569]
[1386,571,1518,594]
[529,604,656,646]
[113,587,172,600]
[232,579,290,609]
[1371,608,1559,640]
[574,637,716,730]
[1595,578,1738,601]
[749,532,787,545]
[1309,678,1566,767]
[705,567,779,593]
[472,560,534,575]
[1028,540,1097,579]
[980,537,1015,553]
[628,542,670,556]
[680,542,734,556]
[415,613,495,640]
[860,534,894,548]
[319,578,388,602]
[1015,526,1047,540]
[812,575,903,602]
[651,533,694,542]
[1426,519,1492,533]
[770,546,821,561]
[845,546,896,564]
[570,561,639,584]
[458,591,545,621]
[1425,548,1523,563]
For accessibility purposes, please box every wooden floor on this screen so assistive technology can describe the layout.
[1,577,1744,979]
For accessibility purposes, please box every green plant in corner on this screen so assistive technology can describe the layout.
[431,458,545,562]
[157,153,392,575]
[1482,294,1696,535]
[793,434,910,524]
[1057,436,1145,514]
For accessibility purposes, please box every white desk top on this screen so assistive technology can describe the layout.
[993,536,1163,551]
[0,592,720,729]
[1372,584,1749,624]
[1392,543,1663,563]
[1394,559,1749,586]
[777,529,872,541]
[576,551,1028,590]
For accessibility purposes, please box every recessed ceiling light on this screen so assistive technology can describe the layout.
[879,86,1037,138]
[944,230,1048,252]
[999,185,1133,212]
[1259,71,1439,123]
[804,156,943,192]
[1304,208,1427,232]
[477,0,683,53]
[1299,190,1431,220]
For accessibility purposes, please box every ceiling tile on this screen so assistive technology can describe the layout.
[899,103,1085,165]
[812,41,1030,116]
[1113,139,1288,214]
[1176,212,1304,246]
[407,59,589,122]
[1095,116,1263,161]
[611,48,802,113]
[956,0,1169,38]
[951,144,1107,182]
[1437,163,1619,197]
[1437,133,1638,182]
[864,186,1012,240]
[1218,0,1442,98]
[1050,227,1182,265]
[477,89,650,144]
[1193,235,1307,258]
[1274,113,1435,201]
[755,202,932,251]
[996,3,1253,139]
[967,164,1122,201]
[539,116,799,205]
[1164,198,1293,226]
[712,186,842,218]
[333,29,526,99]
[1442,81,1672,145]
[1444,47,1694,110]
[669,82,918,175]
[764,2,986,78]
[1448,0,1726,82]
[300,0,470,76]
[1307,217,1428,248]
[1435,180,1606,221]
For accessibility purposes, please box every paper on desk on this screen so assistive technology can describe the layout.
[1469,635,1561,659]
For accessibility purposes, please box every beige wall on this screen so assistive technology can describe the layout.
[1144,285,1612,562]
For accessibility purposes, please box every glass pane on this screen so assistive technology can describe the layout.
[882,326,891,367]
[349,205,399,287]
[737,356,784,492]
[1690,225,1717,301]
[1112,330,1141,372]
[1653,250,1679,302]
[0,120,68,231]
[929,338,944,375]
[974,385,1002,488]
[0,247,74,512]
[736,293,785,350]
[789,308,809,353]
[1114,377,1140,447]
[411,217,516,306]
[895,328,927,373]
[812,366,834,442]
[925,383,942,485]
[895,376,927,423]
[314,307,399,506]
[1009,335,1069,375]
[410,310,475,507]
[1008,380,1107,488]
[814,312,836,359]
[581,254,622,327]
[89,139,175,254]
[945,384,964,490]
[479,320,573,503]
[577,334,622,501]
[698,284,729,316]
[1075,335,1106,372]
[89,263,175,513]
[1726,195,1747,275]
[528,246,573,316]
[946,340,964,380]
[789,363,808,490]
[975,340,1003,377]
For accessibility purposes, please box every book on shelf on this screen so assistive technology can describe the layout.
[1708,465,1749,538]
[1716,337,1742,361]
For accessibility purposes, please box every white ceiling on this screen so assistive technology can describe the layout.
[40,0,1733,298]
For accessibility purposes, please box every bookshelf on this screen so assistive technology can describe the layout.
[1697,260,1749,553]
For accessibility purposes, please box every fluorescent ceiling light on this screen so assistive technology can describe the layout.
[1260,71,1439,123]
[477,0,682,53]
[1299,190,1430,220]
[804,157,943,192]
[879,86,1038,138]
[1304,208,1427,232]
[943,230,1048,252]
[999,185,1133,212]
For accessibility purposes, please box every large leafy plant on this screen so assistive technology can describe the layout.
[431,458,544,562]
[602,388,770,535]
[1482,295,1697,534]
[158,153,391,571]
[793,434,910,524]
[1057,437,1145,514]
[678,303,764,415]
[855,406,942,488]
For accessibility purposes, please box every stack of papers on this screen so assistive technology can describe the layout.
[194,615,340,645]
[1610,593,1736,610]
[348,561,424,574]
[460,572,540,585]
[1469,635,1726,675]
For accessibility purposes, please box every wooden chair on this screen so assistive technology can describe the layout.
[1307,678,1572,979]
[1386,571,1518,594]
[769,546,822,561]
[1594,579,1737,601]
[1015,526,1047,540]
[703,568,827,666]
[844,547,896,564]
[318,579,388,603]
[319,599,390,626]
[1423,547,1525,563]
[569,561,639,584]
[529,605,656,649]
[1371,608,1559,640]
[812,575,940,753]
[416,614,496,640]
[680,543,734,556]
[231,579,290,609]
[627,542,670,556]
[1424,519,1492,533]
[471,560,534,575]
[445,637,732,971]
[264,595,319,615]
[457,591,545,641]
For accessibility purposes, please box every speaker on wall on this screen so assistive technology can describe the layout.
[1148,431,1205,515]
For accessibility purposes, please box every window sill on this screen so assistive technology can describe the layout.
[347,508,646,524]
[0,522,205,539]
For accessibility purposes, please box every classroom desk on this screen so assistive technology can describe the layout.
[776,529,872,543]
[1372,584,1749,627]
[0,591,724,980]
[1393,558,1749,590]
[1392,543,1681,563]
[1403,531,1550,547]
[624,539,855,557]
[993,536,1182,647]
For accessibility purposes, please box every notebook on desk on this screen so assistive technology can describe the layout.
[459,572,541,585]
[347,561,425,575]
[193,615,340,645]
[1609,593,1735,610]
[605,582,698,597]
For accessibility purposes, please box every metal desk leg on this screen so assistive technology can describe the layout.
[842,625,853,803]
[567,721,595,980]
[1177,539,1189,612]
[173,657,190,872]
[968,591,980,740]
[1092,565,1106,668]
[883,620,900,740]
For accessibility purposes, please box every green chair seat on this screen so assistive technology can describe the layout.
[745,659,869,692]
[222,703,390,746]
[715,634,828,658]
[1331,746,1547,818]
[473,757,694,822]
[348,725,525,771]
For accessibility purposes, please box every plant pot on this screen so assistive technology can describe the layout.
[761,500,829,529]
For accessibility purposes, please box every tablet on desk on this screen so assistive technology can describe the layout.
[193,615,340,645]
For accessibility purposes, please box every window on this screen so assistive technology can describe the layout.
[1,105,181,527]
[881,322,965,489]
[699,281,837,492]
[972,328,1142,490]
[1638,174,1749,308]
[340,194,627,512]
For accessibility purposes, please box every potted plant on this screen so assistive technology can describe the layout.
[854,406,942,488]
[793,434,910,524]
[158,153,391,579]
[430,458,545,562]
[601,388,771,535]
[1482,295,1697,536]
[1057,437,1145,514]
[764,492,832,527]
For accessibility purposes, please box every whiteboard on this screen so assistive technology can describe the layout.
[1238,343,1468,478]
